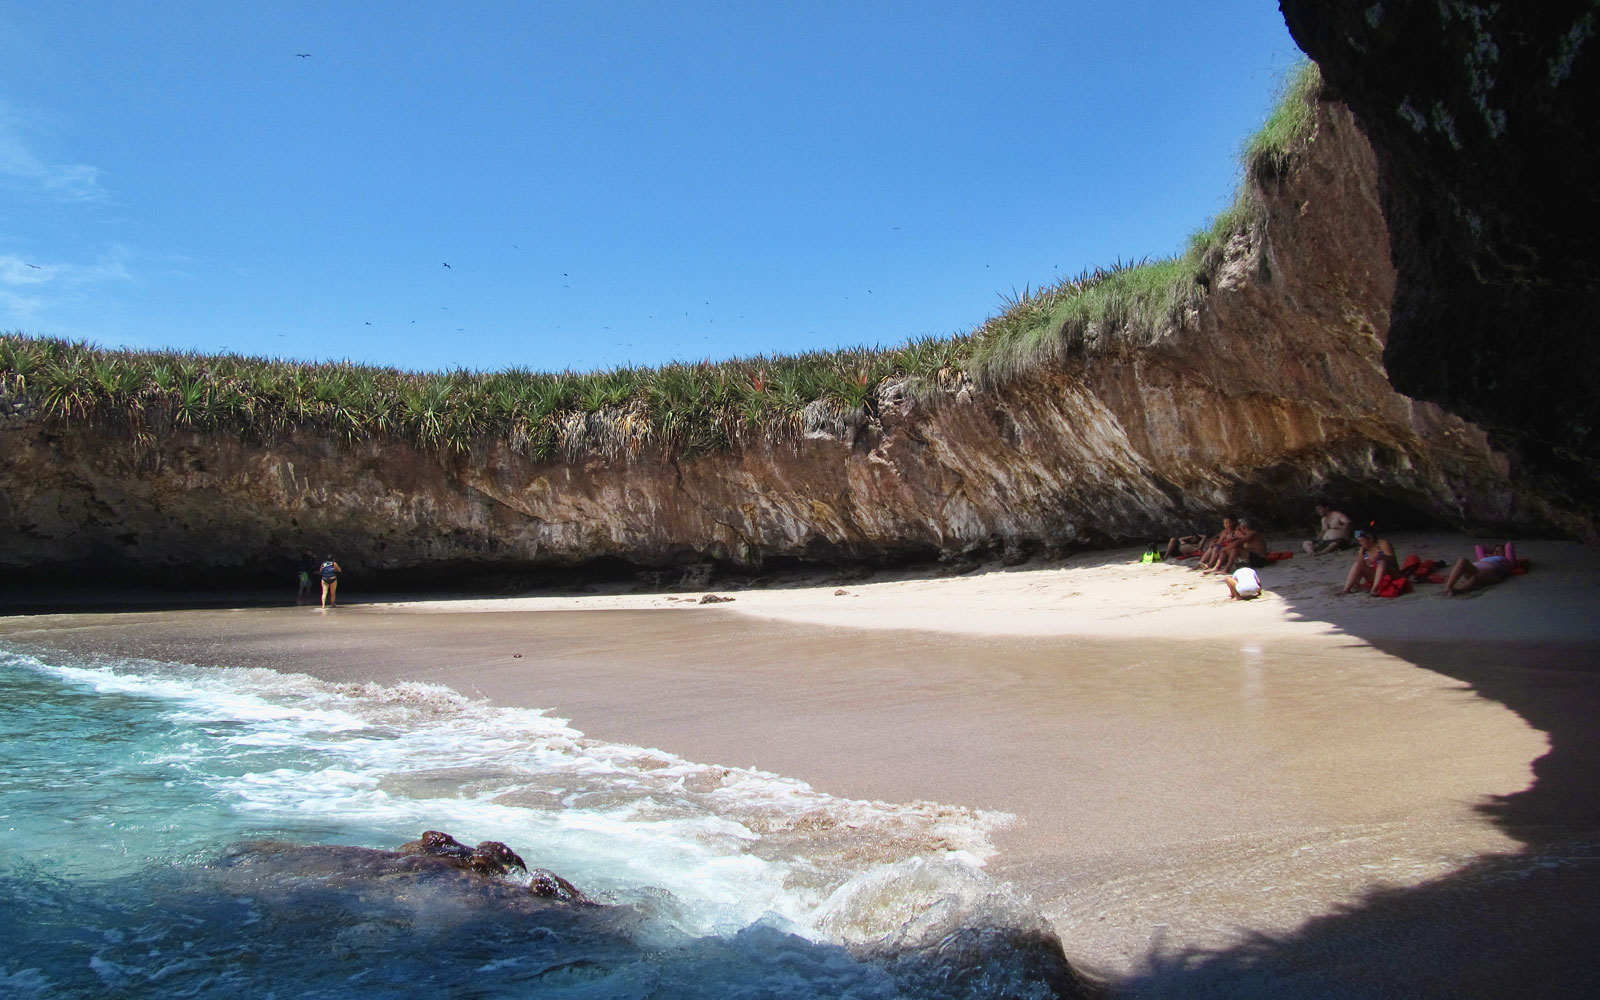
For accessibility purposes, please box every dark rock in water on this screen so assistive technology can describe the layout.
[242,830,594,904]
[1279,0,1600,538]
[49,841,1094,999]
[398,829,530,877]
[528,867,588,903]
[472,838,529,875]
[398,829,478,864]
[875,925,1095,1000]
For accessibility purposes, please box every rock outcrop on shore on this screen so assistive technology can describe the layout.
[215,830,588,904]
[0,91,1547,587]
[1278,1,1600,540]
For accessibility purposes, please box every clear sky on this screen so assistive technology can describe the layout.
[0,2,1302,375]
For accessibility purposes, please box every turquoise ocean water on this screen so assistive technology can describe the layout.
[0,645,1075,999]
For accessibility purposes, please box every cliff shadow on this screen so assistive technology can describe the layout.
[0,585,307,617]
[1115,559,1600,998]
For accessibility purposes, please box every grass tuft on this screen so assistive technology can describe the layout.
[1242,61,1322,183]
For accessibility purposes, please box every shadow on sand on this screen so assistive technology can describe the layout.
[1118,603,1600,998]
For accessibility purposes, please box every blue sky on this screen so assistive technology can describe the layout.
[0,2,1302,374]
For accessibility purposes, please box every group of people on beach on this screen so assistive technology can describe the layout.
[1307,506,1525,597]
[1159,501,1526,601]
[1161,515,1273,600]
[291,503,1526,612]
[296,549,342,608]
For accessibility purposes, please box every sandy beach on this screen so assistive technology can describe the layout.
[5,530,1599,996]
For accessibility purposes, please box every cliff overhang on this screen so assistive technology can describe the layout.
[1279,0,1600,540]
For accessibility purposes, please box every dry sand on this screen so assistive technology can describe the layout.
[4,530,1599,995]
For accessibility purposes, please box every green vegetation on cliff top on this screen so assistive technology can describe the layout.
[1,63,1321,460]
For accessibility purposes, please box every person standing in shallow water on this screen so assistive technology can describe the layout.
[296,549,316,605]
[319,555,342,609]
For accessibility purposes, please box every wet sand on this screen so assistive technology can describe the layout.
[4,534,1600,995]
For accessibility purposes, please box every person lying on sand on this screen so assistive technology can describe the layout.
[1444,542,1519,596]
[1225,565,1263,600]
[1206,517,1269,575]
[1164,533,1207,560]
[1340,529,1396,595]
[1302,503,1354,555]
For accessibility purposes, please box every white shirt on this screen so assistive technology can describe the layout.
[1233,567,1262,596]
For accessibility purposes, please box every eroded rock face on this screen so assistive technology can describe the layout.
[1279,0,1600,538]
[0,96,1547,586]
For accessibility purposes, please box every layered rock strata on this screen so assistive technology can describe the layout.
[0,97,1541,587]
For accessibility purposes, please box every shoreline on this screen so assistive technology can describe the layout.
[362,532,1600,645]
[7,531,1599,645]
[4,532,1599,991]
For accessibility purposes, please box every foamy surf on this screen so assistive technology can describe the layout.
[1,645,1085,998]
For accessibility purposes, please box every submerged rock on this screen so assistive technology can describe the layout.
[223,830,589,905]
[398,829,528,876]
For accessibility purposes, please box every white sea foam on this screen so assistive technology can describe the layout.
[12,649,1022,948]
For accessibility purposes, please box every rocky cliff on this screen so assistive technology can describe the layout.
[0,95,1543,588]
[1279,0,1600,540]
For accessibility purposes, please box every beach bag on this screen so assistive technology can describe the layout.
[1398,554,1442,582]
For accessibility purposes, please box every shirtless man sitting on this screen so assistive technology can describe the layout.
[1302,503,1353,555]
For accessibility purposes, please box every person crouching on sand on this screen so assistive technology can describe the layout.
[319,555,342,609]
[1226,565,1263,600]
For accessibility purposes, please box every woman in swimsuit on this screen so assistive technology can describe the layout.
[1340,530,1397,595]
[1196,518,1240,572]
[1444,542,1518,596]
[319,555,342,609]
